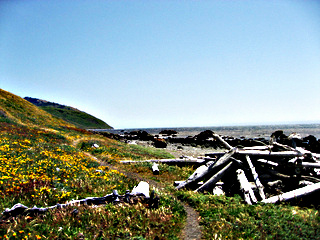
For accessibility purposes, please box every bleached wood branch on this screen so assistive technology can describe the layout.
[120,158,205,164]
[194,161,233,193]
[256,159,279,167]
[246,155,265,200]
[176,148,236,190]
[236,169,257,205]
[212,133,233,150]
[262,182,320,204]
[1,181,152,219]
[235,149,303,158]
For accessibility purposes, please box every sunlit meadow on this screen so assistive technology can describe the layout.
[0,122,185,239]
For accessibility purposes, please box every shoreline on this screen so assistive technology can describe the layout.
[98,123,320,139]
[94,124,320,159]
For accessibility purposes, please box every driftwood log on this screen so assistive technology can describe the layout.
[262,182,320,204]
[120,158,205,165]
[212,133,233,150]
[1,181,157,220]
[236,169,257,205]
[194,161,233,193]
[176,149,235,190]
[176,161,216,190]
[246,155,266,199]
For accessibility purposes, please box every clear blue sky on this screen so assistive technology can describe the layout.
[1,1,319,129]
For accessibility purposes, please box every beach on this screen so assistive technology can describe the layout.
[103,123,320,158]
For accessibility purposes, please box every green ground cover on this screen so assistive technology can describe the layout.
[176,191,320,240]
[0,122,185,239]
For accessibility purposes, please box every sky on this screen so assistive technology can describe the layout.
[0,0,320,129]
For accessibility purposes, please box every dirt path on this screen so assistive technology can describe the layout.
[114,166,202,240]
[103,161,202,240]
[76,141,202,240]
[181,203,202,240]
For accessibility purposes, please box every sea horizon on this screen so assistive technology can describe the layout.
[96,123,320,140]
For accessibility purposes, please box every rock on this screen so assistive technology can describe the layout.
[195,130,215,141]
[153,138,167,148]
[159,129,178,136]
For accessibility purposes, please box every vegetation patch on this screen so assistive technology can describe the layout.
[122,162,195,186]
[24,97,112,129]
[77,139,174,164]
[176,191,320,239]
[0,118,185,239]
[1,193,185,240]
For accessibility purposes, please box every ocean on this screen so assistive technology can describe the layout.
[97,123,320,140]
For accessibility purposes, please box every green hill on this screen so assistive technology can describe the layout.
[0,88,71,128]
[24,97,112,129]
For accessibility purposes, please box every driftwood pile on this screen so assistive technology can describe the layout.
[1,181,159,220]
[121,132,320,207]
[175,133,320,206]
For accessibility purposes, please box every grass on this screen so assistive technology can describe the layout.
[0,89,68,129]
[39,105,112,129]
[121,161,195,185]
[77,138,175,163]
[24,97,112,129]
[0,121,186,239]
[176,191,320,240]
[1,194,185,239]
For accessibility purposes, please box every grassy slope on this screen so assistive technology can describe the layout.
[0,89,70,129]
[40,105,112,129]
[25,97,112,129]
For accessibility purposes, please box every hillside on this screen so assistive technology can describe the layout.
[0,89,71,129]
[24,97,112,129]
